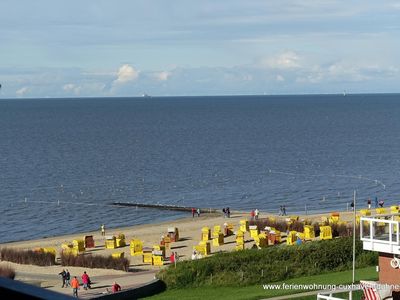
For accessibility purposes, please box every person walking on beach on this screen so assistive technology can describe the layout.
[82,271,91,290]
[250,210,255,221]
[101,224,105,236]
[367,198,372,209]
[65,269,71,287]
[282,205,287,216]
[255,208,259,220]
[192,207,196,218]
[278,205,283,216]
[379,199,384,208]
[222,207,226,218]
[226,207,230,218]
[71,276,80,298]
[59,269,67,288]
[350,201,354,211]
[196,208,200,217]
[375,197,379,208]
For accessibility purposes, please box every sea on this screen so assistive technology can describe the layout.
[1,94,400,243]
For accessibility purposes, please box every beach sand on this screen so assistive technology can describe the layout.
[0,209,356,298]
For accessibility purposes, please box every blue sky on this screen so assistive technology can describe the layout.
[1,0,400,98]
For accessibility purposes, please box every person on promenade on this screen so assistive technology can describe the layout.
[278,205,283,216]
[65,269,71,287]
[112,281,121,293]
[255,208,259,220]
[222,207,226,217]
[82,271,91,290]
[367,198,372,209]
[250,210,255,220]
[350,201,354,211]
[196,208,200,217]
[59,269,66,288]
[226,207,230,218]
[192,208,195,218]
[71,276,80,298]
[379,199,384,208]
[101,224,105,236]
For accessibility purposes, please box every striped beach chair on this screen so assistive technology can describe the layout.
[360,280,393,300]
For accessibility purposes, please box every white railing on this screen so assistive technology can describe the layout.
[360,215,400,255]
[317,293,348,300]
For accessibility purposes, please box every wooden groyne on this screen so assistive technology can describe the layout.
[111,201,220,213]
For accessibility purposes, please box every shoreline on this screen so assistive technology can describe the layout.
[0,204,356,245]
[1,208,358,247]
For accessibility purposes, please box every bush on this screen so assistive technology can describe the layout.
[158,237,377,289]
[0,265,15,279]
[251,218,288,232]
[60,253,130,271]
[0,248,55,266]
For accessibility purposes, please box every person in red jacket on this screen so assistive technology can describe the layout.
[112,281,121,293]
[191,208,195,218]
[82,271,91,290]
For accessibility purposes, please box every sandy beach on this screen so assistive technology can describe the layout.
[0,209,356,298]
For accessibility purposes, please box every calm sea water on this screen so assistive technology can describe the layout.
[1,94,400,243]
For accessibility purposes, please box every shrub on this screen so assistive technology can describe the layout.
[251,218,288,232]
[331,223,350,237]
[158,237,377,289]
[0,248,55,266]
[60,253,130,271]
[288,221,305,232]
[0,265,15,279]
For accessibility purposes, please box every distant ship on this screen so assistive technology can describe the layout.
[141,93,151,98]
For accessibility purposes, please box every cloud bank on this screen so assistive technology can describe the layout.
[1,51,399,99]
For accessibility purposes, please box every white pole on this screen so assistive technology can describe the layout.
[352,190,356,283]
[349,190,356,300]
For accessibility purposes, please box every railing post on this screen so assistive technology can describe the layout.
[369,219,374,249]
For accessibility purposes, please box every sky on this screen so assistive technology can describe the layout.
[1,0,400,98]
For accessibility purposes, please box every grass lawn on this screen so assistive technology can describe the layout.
[145,267,377,300]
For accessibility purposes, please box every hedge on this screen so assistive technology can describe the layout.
[157,237,377,288]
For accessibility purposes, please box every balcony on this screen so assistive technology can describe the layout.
[360,214,400,255]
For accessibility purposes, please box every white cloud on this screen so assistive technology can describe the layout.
[276,74,285,82]
[16,86,29,97]
[114,64,139,84]
[153,71,171,81]
[260,51,301,69]
[63,83,80,94]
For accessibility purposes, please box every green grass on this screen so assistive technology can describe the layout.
[145,266,377,300]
